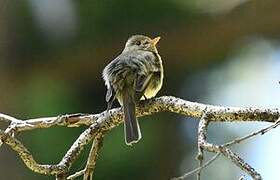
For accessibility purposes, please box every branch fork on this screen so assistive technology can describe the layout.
[0,96,279,179]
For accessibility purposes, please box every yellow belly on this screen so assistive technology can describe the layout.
[142,77,163,99]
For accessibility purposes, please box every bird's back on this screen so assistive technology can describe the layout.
[103,50,162,90]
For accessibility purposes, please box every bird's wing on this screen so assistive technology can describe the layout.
[105,85,116,111]
[105,85,113,102]
[134,52,159,100]
[135,73,153,100]
[104,51,158,104]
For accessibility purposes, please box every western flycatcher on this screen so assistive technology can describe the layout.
[102,35,163,145]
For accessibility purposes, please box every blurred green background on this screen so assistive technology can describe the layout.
[1,0,280,179]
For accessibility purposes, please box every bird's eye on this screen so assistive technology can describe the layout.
[135,41,141,46]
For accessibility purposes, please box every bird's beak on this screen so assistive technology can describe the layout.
[151,36,161,46]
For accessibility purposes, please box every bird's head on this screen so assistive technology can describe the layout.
[123,35,160,53]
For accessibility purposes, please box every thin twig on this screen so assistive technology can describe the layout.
[223,119,280,147]
[219,146,262,180]
[172,153,221,180]
[0,113,21,123]
[0,129,67,174]
[196,150,203,180]
[196,113,208,180]
[67,132,105,180]
[0,122,100,175]
[195,113,263,180]
[83,133,105,180]
[67,170,85,180]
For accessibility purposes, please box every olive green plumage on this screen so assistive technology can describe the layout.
[102,35,163,145]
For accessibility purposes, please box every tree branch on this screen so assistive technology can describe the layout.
[172,153,221,180]
[83,132,104,180]
[194,112,265,180]
[223,119,280,147]
[0,96,279,179]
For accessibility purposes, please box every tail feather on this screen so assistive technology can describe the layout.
[123,90,141,145]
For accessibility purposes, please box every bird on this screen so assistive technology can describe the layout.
[102,35,164,145]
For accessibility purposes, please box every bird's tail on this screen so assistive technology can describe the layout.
[122,89,142,145]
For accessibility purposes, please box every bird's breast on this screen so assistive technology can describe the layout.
[143,70,163,99]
